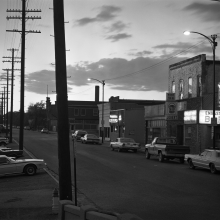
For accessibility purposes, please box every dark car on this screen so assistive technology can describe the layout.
[0,149,23,158]
[81,134,101,144]
[72,130,87,141]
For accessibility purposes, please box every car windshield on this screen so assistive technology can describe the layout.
[120,138,135,143]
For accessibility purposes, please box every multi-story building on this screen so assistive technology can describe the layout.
[145,54,220,153]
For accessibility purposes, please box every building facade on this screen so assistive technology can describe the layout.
[145,54,220,153]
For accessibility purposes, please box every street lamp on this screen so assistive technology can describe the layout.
[184,30,218,149]
[88,78,105,143]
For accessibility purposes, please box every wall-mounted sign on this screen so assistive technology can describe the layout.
[166,93,175,101]
[199,110,220,125]
[109,118,118,123]
[184,110,197,124]
[110,115,118,119]
[165,102,177,120]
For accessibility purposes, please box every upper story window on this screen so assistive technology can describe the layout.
[74,108,79,116]
[81,109,86,116]
[179,79,184,100]
[171,81,175,93]
[197,76,202,97]
[188,77,192,98]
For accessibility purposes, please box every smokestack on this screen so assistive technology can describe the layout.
[95,86,99,102]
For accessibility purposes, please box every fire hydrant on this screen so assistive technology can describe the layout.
[52,188,59,214]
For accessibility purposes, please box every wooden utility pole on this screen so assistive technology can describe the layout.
[6,0,41,150]
[53,0,72,200]
[2,49,19,141]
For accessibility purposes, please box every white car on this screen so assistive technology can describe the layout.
[185,149,220,174]
[110,138,140,152]
[0,155,47,176]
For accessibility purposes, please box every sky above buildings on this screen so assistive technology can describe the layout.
[0,0,220,112]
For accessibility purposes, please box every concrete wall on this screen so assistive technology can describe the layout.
[59,200,143,220]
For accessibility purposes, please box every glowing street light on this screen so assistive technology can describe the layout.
[184,30,218,149]
[88,78,105,143]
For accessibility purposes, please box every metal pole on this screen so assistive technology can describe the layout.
[72,139,77,205]
[212,35,217,149]
[102,81,105,143]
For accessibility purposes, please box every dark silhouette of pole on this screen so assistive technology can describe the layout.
[53,0,72,200]
[6,70,9,137]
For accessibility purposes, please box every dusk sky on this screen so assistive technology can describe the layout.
[0,0,220,112]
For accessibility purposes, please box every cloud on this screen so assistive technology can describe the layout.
[183,2,220,22]
[128,50,153,57]
[105,33,132,42]
[154,41,213,56]
[75,5,122,26]
[106,21,129,33]
[25,70,72,95]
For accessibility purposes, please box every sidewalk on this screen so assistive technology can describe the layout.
[0,141,59,220]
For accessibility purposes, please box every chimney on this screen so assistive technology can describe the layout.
[95,86,99,102]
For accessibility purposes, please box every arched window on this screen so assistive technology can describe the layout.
[179,79,184,99]
[197,76,202,97]
[172,81,175,93]
[188,77,192,98]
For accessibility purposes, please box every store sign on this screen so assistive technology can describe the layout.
[166,93,175,101]
[184,110,197,124]
[199,110,220,125]
[165,102,177,120]
[109,118,118,123]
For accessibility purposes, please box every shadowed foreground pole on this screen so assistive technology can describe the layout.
[53,0,72,200]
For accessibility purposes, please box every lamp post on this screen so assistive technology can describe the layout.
[88,78,105,143]
[184,31,218,149]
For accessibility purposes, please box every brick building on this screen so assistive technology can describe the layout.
[145,54,220,153]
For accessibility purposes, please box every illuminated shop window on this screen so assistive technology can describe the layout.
[172,81,175,93]
[188,77,192,98]
[179,79,184,99]
[197,76,202,97]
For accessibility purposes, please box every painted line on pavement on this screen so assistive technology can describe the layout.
[13,139,59,184]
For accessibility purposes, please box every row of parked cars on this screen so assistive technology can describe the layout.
[0,136,47,177]
[72,131,220,175]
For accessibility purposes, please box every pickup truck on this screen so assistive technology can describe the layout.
[145,137,190,163]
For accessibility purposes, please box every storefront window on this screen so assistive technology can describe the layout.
[188,77,192,98]
[179,79,184,99]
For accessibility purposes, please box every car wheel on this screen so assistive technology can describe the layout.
[179,158,185,164]
[110,145,114,151]
[188,159,195,169]
[133,149,137,153]
[24,165,36,176]
[118,148,121,152]
[158,152,164,162]
[145,149,151,159]
[210,163,217,174]
[0,142,6,146]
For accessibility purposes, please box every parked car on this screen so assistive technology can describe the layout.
[0,137,9,146]
[0,148,23,158]
[110,138,140,152]
[0,155,47,176]
[72,130,87,141]
[145,137,190,163]
[185,149,220,174]
[81,134,101,144]
[41,128,49,134]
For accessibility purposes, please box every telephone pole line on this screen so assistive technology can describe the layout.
[53,0,72,200]
[2,48,19,142]
[6,0,41,150]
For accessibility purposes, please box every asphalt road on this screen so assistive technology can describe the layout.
[13,129,220,220]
